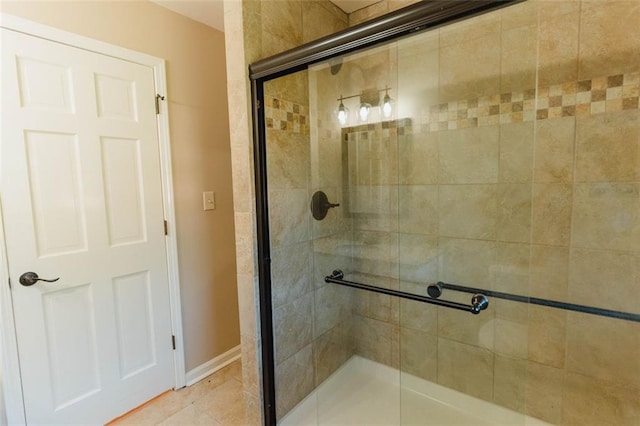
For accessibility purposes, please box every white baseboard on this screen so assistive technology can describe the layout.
[185,345,241,386]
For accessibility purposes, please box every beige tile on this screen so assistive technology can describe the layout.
[530,245,569,301]
[398,132,439,185]
[572,183,640,251]
[400,327,437,382]
[437,338,494,402]
[302,1,347,43]
[495,242,530,322]
[438,125,499,184]
[397,36,440,118]
[565,312,640,388]
[562,372,640,426]
[437,302,495,351]
[578,0,640,80]
[494,318,528,360]
[499,121,534,183]
[497,183,532,243]
[439,10,501,48]
[271,241,313,309]
[398,185,438,235]
[274,293,313,365]
[315,282,353,337]
[500,23,537,93]
[501,0,538,31]
[314,323,354,384]
[398,234,438,284]
[439,184,498,240]
[569,248,639,314]
[193,379,245,424]
[158,404,218,426]
[534,116,575,183]
[528,305,566,369]
[438,237,496,289]
[274,344,315,421]
[399,283,437,334]
[525,362,563,425]
[537,8,579,87]
[266,129,310,190]
[574,110,640,182]
[353,315,397,367]
[261,0,302,47]
[353,230,397,278]
[493,355,527,413]
[439,31,501,103]
[531,183,573,246]
[268,188,311,247]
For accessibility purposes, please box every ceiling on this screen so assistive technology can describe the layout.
[150,0,382,32]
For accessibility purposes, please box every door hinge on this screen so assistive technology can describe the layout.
[257,99,261,109]
[164,220,168,236]
[155,94,165,114]
[172,335,176,350]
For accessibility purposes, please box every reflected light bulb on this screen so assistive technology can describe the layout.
[358,103,371,122]
[337,103,348,126]
[381,90,393,119]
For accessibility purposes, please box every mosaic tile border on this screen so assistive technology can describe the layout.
[422,71,639,132]
[266,71,640,135]
[265,96,309,134]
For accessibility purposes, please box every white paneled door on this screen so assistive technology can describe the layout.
[1,28,175,424]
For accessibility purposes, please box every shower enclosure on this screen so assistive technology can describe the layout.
[249,1,640,424]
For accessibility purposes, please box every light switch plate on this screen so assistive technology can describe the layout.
[203,191,215,211]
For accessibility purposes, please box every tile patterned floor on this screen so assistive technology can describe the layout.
[110,360,256,425]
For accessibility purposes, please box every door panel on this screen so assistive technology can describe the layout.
[1,28,174,424]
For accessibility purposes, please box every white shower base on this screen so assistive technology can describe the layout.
[280,356,551,426]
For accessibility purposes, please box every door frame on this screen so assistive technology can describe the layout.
[0,14,186,424]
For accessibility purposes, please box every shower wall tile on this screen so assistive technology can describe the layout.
[497,183,532,243]
[266,129,310,189]
[438,237,496,289]
[397,34,440,119]
[530,245,569,301]
[397,133,439,185]
[528,306,567,369]
[495,242,530,322]
[438,184,498,240]
[494,318,528,360]
[399,287,437,334]
[571,183,640,252]
[574,110,640,182]
[314,322,354,384]
[438,124,499,184]
[437,304,495,351]
[537,8,579,87]
[353,230,398,278]
[437,338,494,402]
[261,0,302,47]
[565,313,640,388]
[312,234,353,287]
[314,284,353,337]
[275,344,315,420]
[271,242,313,309]
[398,185,438,235]
[274,293,314,366]
[439,32,501,103]
[499,122,534,183]
[525,362,563,425]
[398,233,438,284]
[367,292,399,325]
[533,116,575,183]
[353,315,397,367]
[500,0,538,31]
[399,327,437,382]
[578,0,640,81]
[268,188,311,247]
[568,248,639,314]
[302,1,348,43]
[493,355,526,413]
[500,23,537,94]
[531,183,573,246]
[439,11,500,48]
[562,372,640,426]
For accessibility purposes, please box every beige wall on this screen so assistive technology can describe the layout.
[1,1,240,372]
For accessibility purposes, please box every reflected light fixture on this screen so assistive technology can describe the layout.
[336,95,349,126]
[358,102,371,122]
[381,86,394,119]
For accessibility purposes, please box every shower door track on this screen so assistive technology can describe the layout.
[429,282,640,323]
